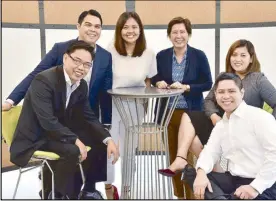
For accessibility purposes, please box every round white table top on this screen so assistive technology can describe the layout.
[108,87,184,98]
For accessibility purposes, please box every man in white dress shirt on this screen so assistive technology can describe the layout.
[182,72,276,199]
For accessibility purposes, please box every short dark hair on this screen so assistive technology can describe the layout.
[226,39,260,74]
[167,17,192,36]
[78,9,103,26]
[214,73,243,91]
[114,11,146,57]
[65,40,95,60]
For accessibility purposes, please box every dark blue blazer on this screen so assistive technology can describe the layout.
[8,39,112,124]
[151,45,213,113]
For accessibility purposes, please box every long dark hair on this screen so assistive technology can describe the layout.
[114,11,146,57]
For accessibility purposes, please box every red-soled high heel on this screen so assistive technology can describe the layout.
[158,168,183,177]
[105,185,119,200]
[112,185,119,200]
[158,155,188,177]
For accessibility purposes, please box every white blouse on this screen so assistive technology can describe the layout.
[108,45,157,89]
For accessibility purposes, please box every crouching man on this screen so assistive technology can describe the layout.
[182,73,276,199]
[10,41,119,199]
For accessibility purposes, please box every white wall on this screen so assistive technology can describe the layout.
[45,29,115,51]
[2,28,41,103]
[2,27,276,104]
[145,29,216,80]
[220,27,276,87]
[45,29,78,52]
[144,29,216,98]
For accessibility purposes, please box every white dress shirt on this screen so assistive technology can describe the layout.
[7,45,111,144]
[196,101,276,194]
[5,68,92,108]
[6,45,96,106]
[63,68,80,108]
[63,68,111,145]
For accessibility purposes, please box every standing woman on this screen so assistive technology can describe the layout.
[151,17,213,199]
[105,11,157,199]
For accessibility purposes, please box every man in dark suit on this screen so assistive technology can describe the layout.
[10,41,119,199]
[2,9,112,129]
[2,9,113,197]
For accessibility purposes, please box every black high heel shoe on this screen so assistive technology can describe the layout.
[181,164,196,184]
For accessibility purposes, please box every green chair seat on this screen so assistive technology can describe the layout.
[263,102,273,114]
[2,106,92,199]
[33,146,91,160]
[33,151,60,160]
[2,106,23,146]
[86,146,91,152]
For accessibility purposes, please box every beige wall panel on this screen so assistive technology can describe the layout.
[136,1,216,25]
[2,1,39,23]
[221,1,276,23]
[138,134,165,152]
[44,1,125,25]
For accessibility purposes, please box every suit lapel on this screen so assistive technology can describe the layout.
[66,86,82,109]
[89,47,100,92]
[184,45,190,75]
[56,65,67,111]
[182,45,190,82]
[167,48,173,83]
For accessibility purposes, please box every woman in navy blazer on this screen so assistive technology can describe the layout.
[151,17,212,199]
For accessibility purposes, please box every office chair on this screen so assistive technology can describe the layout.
[2,106,91,199]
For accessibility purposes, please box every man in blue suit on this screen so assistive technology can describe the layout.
[2,9,112,198]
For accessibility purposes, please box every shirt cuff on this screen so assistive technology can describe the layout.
[103,124,112,131]
[195,165,210,175]
[5,99,14,105]
[186,85,191,92]
[103,137,112,145]
[250,178,269,194]
[195,159,212,175]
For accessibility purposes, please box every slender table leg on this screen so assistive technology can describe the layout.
[112,95,180,199]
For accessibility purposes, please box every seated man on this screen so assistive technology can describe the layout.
[182,72,276,199]
[10,41,119,199]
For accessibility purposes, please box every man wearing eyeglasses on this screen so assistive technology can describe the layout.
[2,9,113,199]
[3,9,112,131]
[10,41,119,199]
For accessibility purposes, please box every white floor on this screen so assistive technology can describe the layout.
[2,159,122,199]
[2,157,177,199]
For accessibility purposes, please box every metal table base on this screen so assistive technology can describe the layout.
[108,87,184,199]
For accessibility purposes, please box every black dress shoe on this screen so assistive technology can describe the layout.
[47,191,69,199]
[39,190,51,199]
[181,164,196,187]
[181,167,236,200]
[78,190,104,200]
[208,193,239,200]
